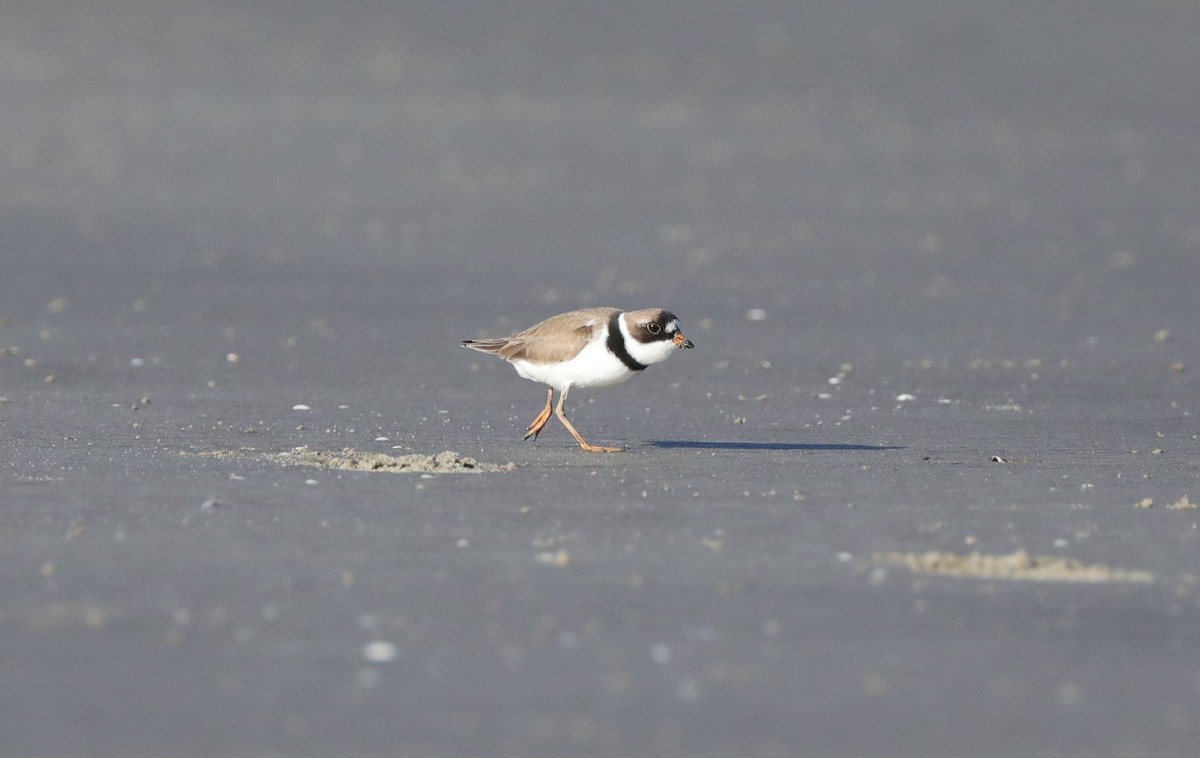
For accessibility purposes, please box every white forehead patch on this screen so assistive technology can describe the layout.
[665,319,679,333]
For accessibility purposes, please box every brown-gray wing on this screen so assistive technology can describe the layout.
[499,307,620,363]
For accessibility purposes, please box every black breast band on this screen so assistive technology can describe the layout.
[606,313,648,372]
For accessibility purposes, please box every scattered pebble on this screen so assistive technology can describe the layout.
[1167,497,1196,511]
[985,402,1023,412]
[292,404,311,411]
[1153,329,1171,343]
[201,498,221,510]
[745,309,768,321]
[535,549,571,566]
[1136,498,1153,509]
[895,393,916,402]
[362,641,398,663]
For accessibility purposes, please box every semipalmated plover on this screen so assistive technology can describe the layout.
[462,307,694,452]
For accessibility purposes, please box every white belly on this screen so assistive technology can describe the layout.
[511,338,639,390]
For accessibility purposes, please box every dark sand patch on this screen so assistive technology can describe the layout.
[874,550,1153,584]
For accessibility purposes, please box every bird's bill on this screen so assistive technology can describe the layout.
[673,332,694,349]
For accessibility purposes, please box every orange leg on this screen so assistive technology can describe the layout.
[555,386,624,453]
[523,387,554,441]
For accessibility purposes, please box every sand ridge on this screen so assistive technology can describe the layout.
[874,550,1153,584]
[190,447,514,473]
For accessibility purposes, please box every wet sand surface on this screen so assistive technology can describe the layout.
[2,2,1199,756]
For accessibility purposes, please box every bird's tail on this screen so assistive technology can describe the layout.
[461,338,509,354]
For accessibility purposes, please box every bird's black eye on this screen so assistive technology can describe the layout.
[647,323,661,334]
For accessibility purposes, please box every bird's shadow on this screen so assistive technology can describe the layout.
[649,440,902,452]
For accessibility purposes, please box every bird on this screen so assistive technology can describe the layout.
[462,307,694,452]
